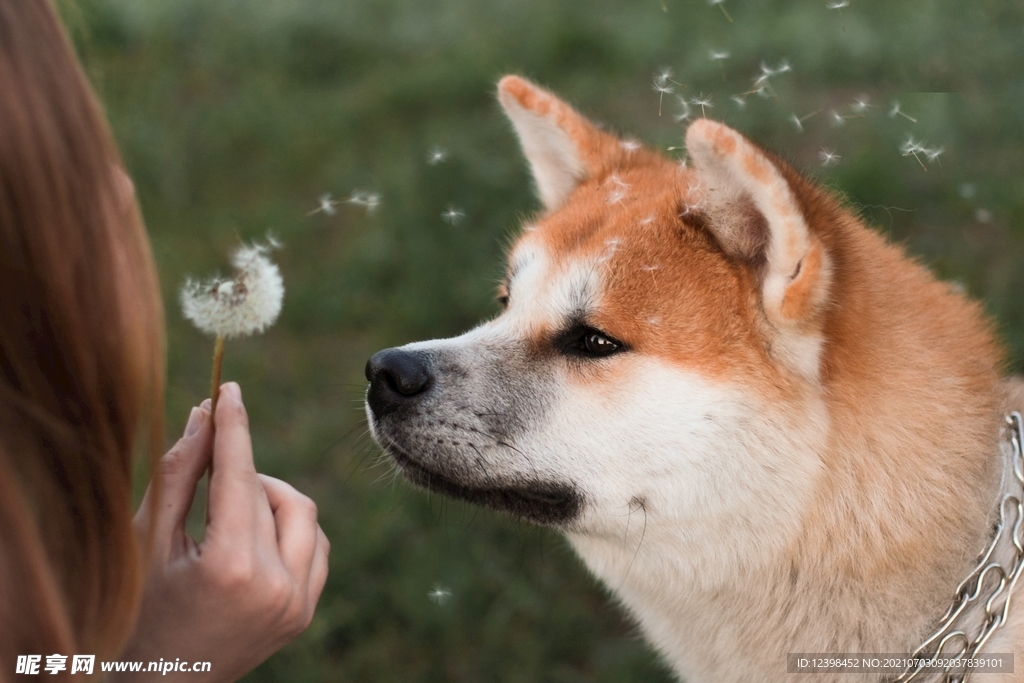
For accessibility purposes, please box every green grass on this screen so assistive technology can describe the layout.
[62,0,1024,680]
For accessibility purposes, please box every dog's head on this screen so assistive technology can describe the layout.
[365,76,835,559]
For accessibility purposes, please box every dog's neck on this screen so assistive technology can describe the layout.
[567,417,1019,683]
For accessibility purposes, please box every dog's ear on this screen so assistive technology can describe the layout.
[686,119,832,381]
[498,75,621,211]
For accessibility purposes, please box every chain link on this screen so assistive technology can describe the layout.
[894,412,1024,683]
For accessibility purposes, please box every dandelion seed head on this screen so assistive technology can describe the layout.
[709,49,730,61]
[790,114,804,132]
[654,66,674,86]
[731,95,747,108]
[640,214,656,226]
[924,146,945,163]
[829,110,847,127]
[180,238,284,340]
[826,0,849,9]
[819,148,841,167]
[707,0,726,5]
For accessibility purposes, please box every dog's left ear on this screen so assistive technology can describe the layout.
[686,119,832,382]
[498,75,622,211]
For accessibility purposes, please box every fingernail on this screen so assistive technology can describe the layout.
[184,407,203,437]
[200,398,212,412]
[224,382,242,402]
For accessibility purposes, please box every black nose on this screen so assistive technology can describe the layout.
[365,348,432,418]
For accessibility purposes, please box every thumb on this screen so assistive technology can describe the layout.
[141,401,214,553]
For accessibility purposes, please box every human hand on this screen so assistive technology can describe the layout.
[116,382,330,682]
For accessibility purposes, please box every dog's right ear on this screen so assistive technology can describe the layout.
[497,75,621,211]
[686,119,832,383]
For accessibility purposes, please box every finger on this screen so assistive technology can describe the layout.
[258,474,321,581]
[208,383,273,543]
[139,401,214,549]
[308,526,330,605]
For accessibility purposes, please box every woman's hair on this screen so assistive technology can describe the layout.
[0,0,165,670]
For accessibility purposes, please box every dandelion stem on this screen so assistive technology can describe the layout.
[210,335,225,418]
[718,4,733,22]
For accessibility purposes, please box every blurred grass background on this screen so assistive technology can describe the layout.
[59,0,1024,680]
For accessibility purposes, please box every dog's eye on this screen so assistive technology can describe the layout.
[570,328,623,358]
[497,294,510,309]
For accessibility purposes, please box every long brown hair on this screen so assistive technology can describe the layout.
[0,0,165,671]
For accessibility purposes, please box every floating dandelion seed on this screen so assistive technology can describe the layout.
[620,139,642,153]
[674,95,693,122]
[819,148,841,167]
[889,101,918,123]
[654,66,675,87]
[730,95,747,109]
[829,109,848,127]
[652,78,675,116]
[851,96,872,114]
[708,0,733,23]
[748,59,792,100]
[345,190,382,215]
[826,0,849,31]
[606,175,630,205]
[641,264,660,287]
[975,208,992,224]
[924,146,945,164]
[307,193,339,217]
[441,205,465,225]
[180,237,284,416]
[959,183,977,199]
[427,147,448,165]
[691,93,713,118]
[899,134,929,171]
[790,109,821,132]
[709,49,730,80]
[427,585,452,606]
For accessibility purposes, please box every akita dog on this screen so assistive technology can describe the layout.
[365,75,1024,682]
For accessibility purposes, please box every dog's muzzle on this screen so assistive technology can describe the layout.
[364,347,432,419]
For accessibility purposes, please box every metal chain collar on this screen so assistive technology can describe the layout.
[894,412,1024,683]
